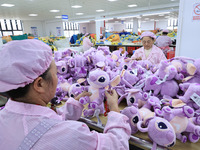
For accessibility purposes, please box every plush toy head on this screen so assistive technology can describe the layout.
[87,68,110,88]
[68,83,84,98]
[55,60,68,75]
[121,106,141,134]
[137,117,176,148]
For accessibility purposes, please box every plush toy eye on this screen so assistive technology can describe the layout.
[70,94,74,98]
[158,122,168,129]
[132,116,139,124]
[124,65,128,70]
[130,71,134,74]
[71,53,74,57]
[76,84,80,87]
[61,67,66,72]
[98,77,106,82]
[130,97,135,103]
[120,53,122,56]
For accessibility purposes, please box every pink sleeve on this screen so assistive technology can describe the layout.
[57,97,84,121]
[131,49,140,59]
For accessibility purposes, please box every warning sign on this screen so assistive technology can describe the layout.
[193,3,200,21]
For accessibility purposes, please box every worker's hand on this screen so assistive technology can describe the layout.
[105,90,120,113]
[74,91,92,101]
[135,57,142,61]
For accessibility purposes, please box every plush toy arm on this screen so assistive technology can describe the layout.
[175,73,184,81]
[176,133,187,143]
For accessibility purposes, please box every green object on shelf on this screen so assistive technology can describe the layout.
[11,34,28,40]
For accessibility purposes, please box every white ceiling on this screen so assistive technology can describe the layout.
[0,0,180,22]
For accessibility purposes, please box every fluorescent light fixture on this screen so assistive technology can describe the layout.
[108,0,118,1]
[150,19,154,21]
[76,13,84,15]
[143,12,170,16]
[29,14,38,16]
[1,3,15,7]
[75,21,90,23]
[117,15,139,19]
[128,4,137,7]
[96,9,104,12]
[155,20,159,21]
[136,16,141,18]
[50,10,60,12]
[144,18,149,20]
[55,16,62,18]
[95,18,113,21]
[71,5,82,8]
[171,0,176,1]
[159,14,164,16]
[165,16,170,18]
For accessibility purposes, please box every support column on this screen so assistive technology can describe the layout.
[176,0,200,58]
[95,20,104,41]
[132,18,138,34]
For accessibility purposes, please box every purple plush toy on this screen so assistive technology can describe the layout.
[156,105,200,143]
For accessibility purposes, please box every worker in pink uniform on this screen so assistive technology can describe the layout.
[0,39,131,150]
[155,29,172,56]
[83,33,93,51]
[131,31,167,65]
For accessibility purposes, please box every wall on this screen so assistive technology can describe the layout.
[45,20,64,36]
[155,20,168,30]
[140,21,154,31]
[79,22,96,34]
[106,23,125,32]
[23,20,45,37]
[176,0,200,58]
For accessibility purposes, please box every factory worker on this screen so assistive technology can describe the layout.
[83,33,93,51]
[155,29,172,56]
[131,31,167,65]
[0,39,131,150]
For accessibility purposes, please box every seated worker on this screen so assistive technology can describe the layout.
[155,29,172,56]
[0,39,131,150]
[83,33,93,51]
[131,31,167,65]
[100,34,106,42]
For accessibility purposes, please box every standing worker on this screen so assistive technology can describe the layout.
[83,33,93,51]
[155,29,172,57]
[131,31,166,65]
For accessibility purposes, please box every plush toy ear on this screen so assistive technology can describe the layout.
[126,88,140,94]
[110,75,121,87]
[170,99,186,108]
[187,63,196,75]
[118,93,128,104]
[137,121,148,132]
[67,77,73,85]
[55,61,62,67]
[77,78,86,84]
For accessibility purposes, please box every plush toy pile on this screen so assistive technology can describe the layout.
[53,46,200,150]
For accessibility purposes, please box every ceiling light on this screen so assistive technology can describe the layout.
[1,3,15,7]
[128,4,137,7]
[29,14,38,16]
[155,20,159,21]
[76,13,84,15]
[150,19,154,21]
[159,14,164,16]
[50,10,60,12]
[136,16,141,18]
[117,15,139,19]
[165,16,170,18]
[71,5,82,8]
[143,12,170,16]
[144,18,149,20]
[95,18,113,21]
[108,0,118,2]
[171,0,176,1]
[96,9,104,12]
[55,16,62,18]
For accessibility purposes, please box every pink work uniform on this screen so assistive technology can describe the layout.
[83,37,93,51]
[131,45,167,65]
[0,98,131,150]
[155,36,172,48]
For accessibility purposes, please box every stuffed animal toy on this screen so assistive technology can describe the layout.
[55,60,70,79]
[155,105,200,143]
[83,69,120,124]
[143,75,179,98]
[106,34,121,43]
[156,60,184,81]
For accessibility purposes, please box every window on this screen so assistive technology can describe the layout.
[63,21,79,38]
[0,19,23,36]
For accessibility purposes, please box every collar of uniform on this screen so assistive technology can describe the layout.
[5,99,62,120]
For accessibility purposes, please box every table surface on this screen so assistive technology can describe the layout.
[79,101,200,150]
[70,44,176,47]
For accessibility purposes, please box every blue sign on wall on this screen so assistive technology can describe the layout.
[62,15,68,20]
